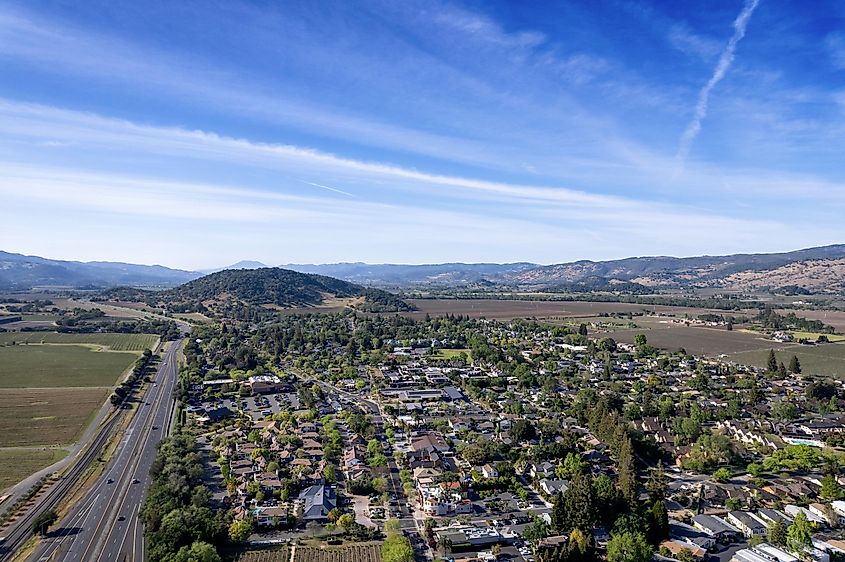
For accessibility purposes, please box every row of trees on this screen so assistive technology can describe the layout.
[141,434,227,562]
[111,348,155,406]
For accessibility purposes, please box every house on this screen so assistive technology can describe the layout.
[255,505,290,526]
[785,505,827,526]
[539,479,569,497]
[659,539,706,561]
[732,544,799,562]
[480,464,499,479]
[692,514,740,542]
[727,511,766,539]
[756,508,792,526]
[298,482,336,521]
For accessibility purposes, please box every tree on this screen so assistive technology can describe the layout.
[821,473,843,500]
[607,531,653,562]
[712,467,732,483]
[510,419,536,442]
[32,509,58,536]
[337,513,355,532]
[767,349,778,373]
[789,355,801,374]
[634,334,648,347]
[171,542,222,562]
[646,500,669,545]
[555,471,596,534]
[566,528,592,562]
[617,436,638,507]
[787,511,813,553]
[382,534,414,562]
[645,462,667,502]
[384,518,402,536]
[767,518,787,546]
[228,518,254,543]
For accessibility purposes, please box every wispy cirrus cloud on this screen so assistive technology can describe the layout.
[667,23,721,60]
[676,0,761,169]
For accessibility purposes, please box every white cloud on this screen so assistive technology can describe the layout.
[667,23,721,60]
[676,0,760,168]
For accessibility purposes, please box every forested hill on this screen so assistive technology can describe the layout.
[101,268,415,313]
[167,268,361,305]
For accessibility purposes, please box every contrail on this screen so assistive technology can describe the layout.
[297,179,356,197]
[676,0,761,170]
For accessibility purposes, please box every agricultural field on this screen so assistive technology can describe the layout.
[0,344,139,388]
[404,298,740,321]
[730,343,845,378]
[0,448,67,489]
[601,317,775,356]
[233,543,382,562]
[0,387,110,447]
[777,309,845,333]
[233,547,291,562]
[293,544,381,562]
[788,331,845,342]
[0,330,157,491]
[0,332,158,351]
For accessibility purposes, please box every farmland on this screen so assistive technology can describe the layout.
[0,448,67,490]
[607,317,777,356]
[730,343,845,378]
[0,330,157,491]
[0,332,158,351]
[233,547,291,562]
[404,298,739,321]
[233,544,382,562]
[0,344,139,388]
[0,387,110,447]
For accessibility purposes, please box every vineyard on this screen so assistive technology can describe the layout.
[233,547,291,562]
[233,543,382,562]
[0,332,159,351]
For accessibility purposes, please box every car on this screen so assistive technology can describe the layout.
[118,516,126,521]
[107,478,114,484]
[132,479,140,484]
[152,426,159,430]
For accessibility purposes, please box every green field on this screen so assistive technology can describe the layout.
[0,448,68,489]
[0,345,139,388]
[0,387,110,447]
[730,343,845,378]
[0,332,158,351]
[788,331,845,343]
[430,348,472,360]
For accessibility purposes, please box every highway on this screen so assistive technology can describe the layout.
[24,337,183,562]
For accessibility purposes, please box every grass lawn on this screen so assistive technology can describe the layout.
[0,448,67,490]
[0,387,110,447]
[0,332,158,351]
[430,348,472,360]
[730,343,845,378]
[0,344,139,388]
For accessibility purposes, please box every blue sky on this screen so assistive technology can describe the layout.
[1,0,844,269]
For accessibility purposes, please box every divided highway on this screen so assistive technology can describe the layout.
[20,337,183,562]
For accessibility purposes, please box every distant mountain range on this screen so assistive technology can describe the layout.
[282,262,537,286]
[285,245,845,293]
[0,250,199,290]
[4,244,845,294]
[197,260,268,274]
